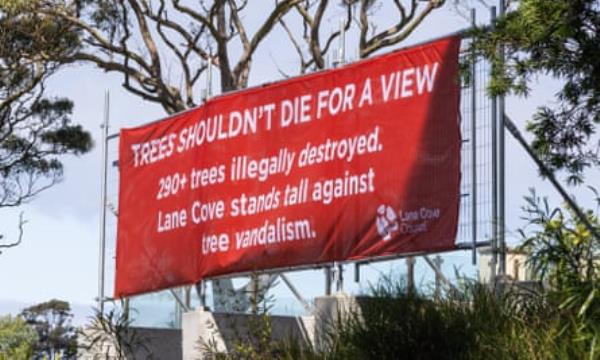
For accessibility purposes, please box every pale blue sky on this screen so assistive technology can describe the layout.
[0,2,596,321]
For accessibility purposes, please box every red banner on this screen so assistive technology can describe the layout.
[115,36,462,297]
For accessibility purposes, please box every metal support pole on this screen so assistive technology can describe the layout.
[504,116,600,241]
[185,286,191,310]
[354,263,360,283]
[170,289,191,312]
[498,0,507,276]
[324,267,332,295]
[336,263,344,293]
[250,274,259,313]
[97,91,109,314]
[470,8,478,265]
[339,18,346,66]
[123,298,130,320]
[328,17,347,295]
[196,54,213,306]
[456,240,492,250]
[433,255,444,299]
[423,255,458,293]
[203,51,213,100]
[490,6,499,284]
[195,281,207,309]
[406,257,416,293]
[333,18,346,67]
[207,55,213,98]
[280,274,312,313]
[201,281,206,308]
[337,18,346,292]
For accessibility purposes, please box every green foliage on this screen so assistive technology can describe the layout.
[519,190,600,357]
[0,0,31,13]
[21,299,77,359]
[202,277,285,360]
[80,306,150,360]
[325,279,475,359]
[0,315,37,360]
[471,2,600,351]
[206,273,599,359]
[520,189,599,287]
[471,0,600,184]
[326,282,598,359]
[0,4,92,211]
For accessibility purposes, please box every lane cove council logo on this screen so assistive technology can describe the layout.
[376,204,399,241]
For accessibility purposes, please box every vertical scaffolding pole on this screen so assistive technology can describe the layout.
[324,267,332,295]
[339,18,346,65]
[123,298,130,320]
[498,0,507,276]
[201,53,212,309]
[330,17,346,294]
[338,18,345,293]
[490,6,499,282]
[97,91,109,314]
[206,54,213,99]
[195,280,207,309]
[433,255,444,299]
[470,9,478,265]
[185,286,191,309]
[203,52,213,101]
[200,281,206,308]
[407,257,415,293]
[354,263,360,283]
[336,263,344,293]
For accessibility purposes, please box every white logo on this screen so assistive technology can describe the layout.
[376,204,398,241]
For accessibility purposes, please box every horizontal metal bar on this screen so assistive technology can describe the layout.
[95,296,114,303]
[114,240,490,300]
[205,248,465,281]
[205,263,327,281]
[456,240,491,249]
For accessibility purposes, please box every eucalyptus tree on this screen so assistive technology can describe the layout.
[0,2,92,251]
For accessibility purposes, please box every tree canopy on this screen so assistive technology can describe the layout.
[0,1,92,248]
[1,0,446,114]
[473,0,600,184]
[21,299,77,359]
[0,315,37,360]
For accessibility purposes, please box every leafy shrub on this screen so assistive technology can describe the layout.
[0,315,37,360]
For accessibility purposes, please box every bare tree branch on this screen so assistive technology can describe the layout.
[278,17,309,73]
[289,0,352,71]
[0,212,27,255]
[232,0,302,87]
[172,0,224,42]
[360,0,444,58]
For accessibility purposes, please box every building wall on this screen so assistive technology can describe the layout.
[78,327,182,359]
[479,247,531,283]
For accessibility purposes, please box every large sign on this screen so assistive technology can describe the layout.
[115,36,462,297]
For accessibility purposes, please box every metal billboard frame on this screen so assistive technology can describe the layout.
[96,14,506,315]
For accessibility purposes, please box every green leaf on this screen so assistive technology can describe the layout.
[578,288,596,318]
